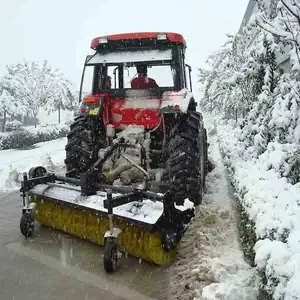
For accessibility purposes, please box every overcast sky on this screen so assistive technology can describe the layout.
[0,0,249,98]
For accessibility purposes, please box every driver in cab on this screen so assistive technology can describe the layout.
[131,64,158,89]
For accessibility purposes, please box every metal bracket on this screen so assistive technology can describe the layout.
[103,192,143,209]
[21,173,56,192]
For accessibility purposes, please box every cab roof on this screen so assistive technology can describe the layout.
[90,32,187,50]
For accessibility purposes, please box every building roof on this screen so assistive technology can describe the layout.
[238,0,257,34]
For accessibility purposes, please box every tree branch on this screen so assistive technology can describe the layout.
[281,0,300,25]
[294,0,300,12]
[256,15,293,39]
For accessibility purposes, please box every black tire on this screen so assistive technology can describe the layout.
[204,129,212,175]
[164,111,206,206]
[28,166,47,179]
[20,213,35,237]
[103,243,118,273]
[65,115,107,178]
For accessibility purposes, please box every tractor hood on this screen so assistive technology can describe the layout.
[106,89,194,130]
[110,96,161,129]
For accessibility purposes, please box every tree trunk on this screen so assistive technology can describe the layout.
[58,105,61,124]
[34,113,38,128]
[2,110,6,132]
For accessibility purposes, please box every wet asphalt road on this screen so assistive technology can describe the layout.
[0,191,167,300]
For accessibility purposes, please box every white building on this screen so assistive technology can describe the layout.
[238,0,258,35]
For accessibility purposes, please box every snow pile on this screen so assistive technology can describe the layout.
[201,251,257,300]
[216,116,300,299]
[167,121,257,300]
[0,138,66,191]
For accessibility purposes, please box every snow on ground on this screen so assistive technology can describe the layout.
[23,122,69,134]
[37,108,74,125]
[0,111,261,299]
[215,116,300,300]
[167,115,257,300]
[0,138,66,192]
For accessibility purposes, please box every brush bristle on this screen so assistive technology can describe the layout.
[34,198,177,265]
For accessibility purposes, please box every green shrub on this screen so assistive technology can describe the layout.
[0,124,69,150]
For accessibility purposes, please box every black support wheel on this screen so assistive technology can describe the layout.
[20,213,35,237]
[64,115,107,178]
[103,243,119,273]
[164,111,206,206]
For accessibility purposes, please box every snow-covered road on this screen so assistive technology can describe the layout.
[167,116,258,300]
[0,138,167,300]
[0,121,258,299]
[0,190,167,300]
[0,138,67,192]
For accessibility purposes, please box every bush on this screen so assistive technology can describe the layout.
[0,123,69,150]
[0,130,35,149]
[5,120,23,132]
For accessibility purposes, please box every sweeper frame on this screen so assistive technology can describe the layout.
[20,165,195,273]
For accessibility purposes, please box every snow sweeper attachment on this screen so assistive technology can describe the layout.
[20,164,196,272]
[19,32,210,273]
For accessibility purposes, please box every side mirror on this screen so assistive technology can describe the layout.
[185,64,193,92]
[113,67,118,89]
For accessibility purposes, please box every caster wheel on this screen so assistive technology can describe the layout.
[162,230,179,251]
[20,213,35,237]
[103,243,119,273]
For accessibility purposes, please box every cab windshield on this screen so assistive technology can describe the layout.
[80,48,182,97]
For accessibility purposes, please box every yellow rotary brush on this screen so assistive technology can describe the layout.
[32,197,177,265]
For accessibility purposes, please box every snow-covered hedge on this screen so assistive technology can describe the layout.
[199,1,300,298]
[5,120,23,132]
[215,117,300,300]
[0,123,69,150]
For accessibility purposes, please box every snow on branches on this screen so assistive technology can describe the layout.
[0,60,75,127]
[255,0,300,75]
[199,0,300,154]
[0,89,20,132]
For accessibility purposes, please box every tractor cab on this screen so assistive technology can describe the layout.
[79,32,194,130]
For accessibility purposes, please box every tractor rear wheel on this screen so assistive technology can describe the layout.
[65,115,106,178]
[164,111,206,206]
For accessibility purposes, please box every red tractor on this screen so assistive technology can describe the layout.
[65,32,208,204]
[20,32,209,273]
